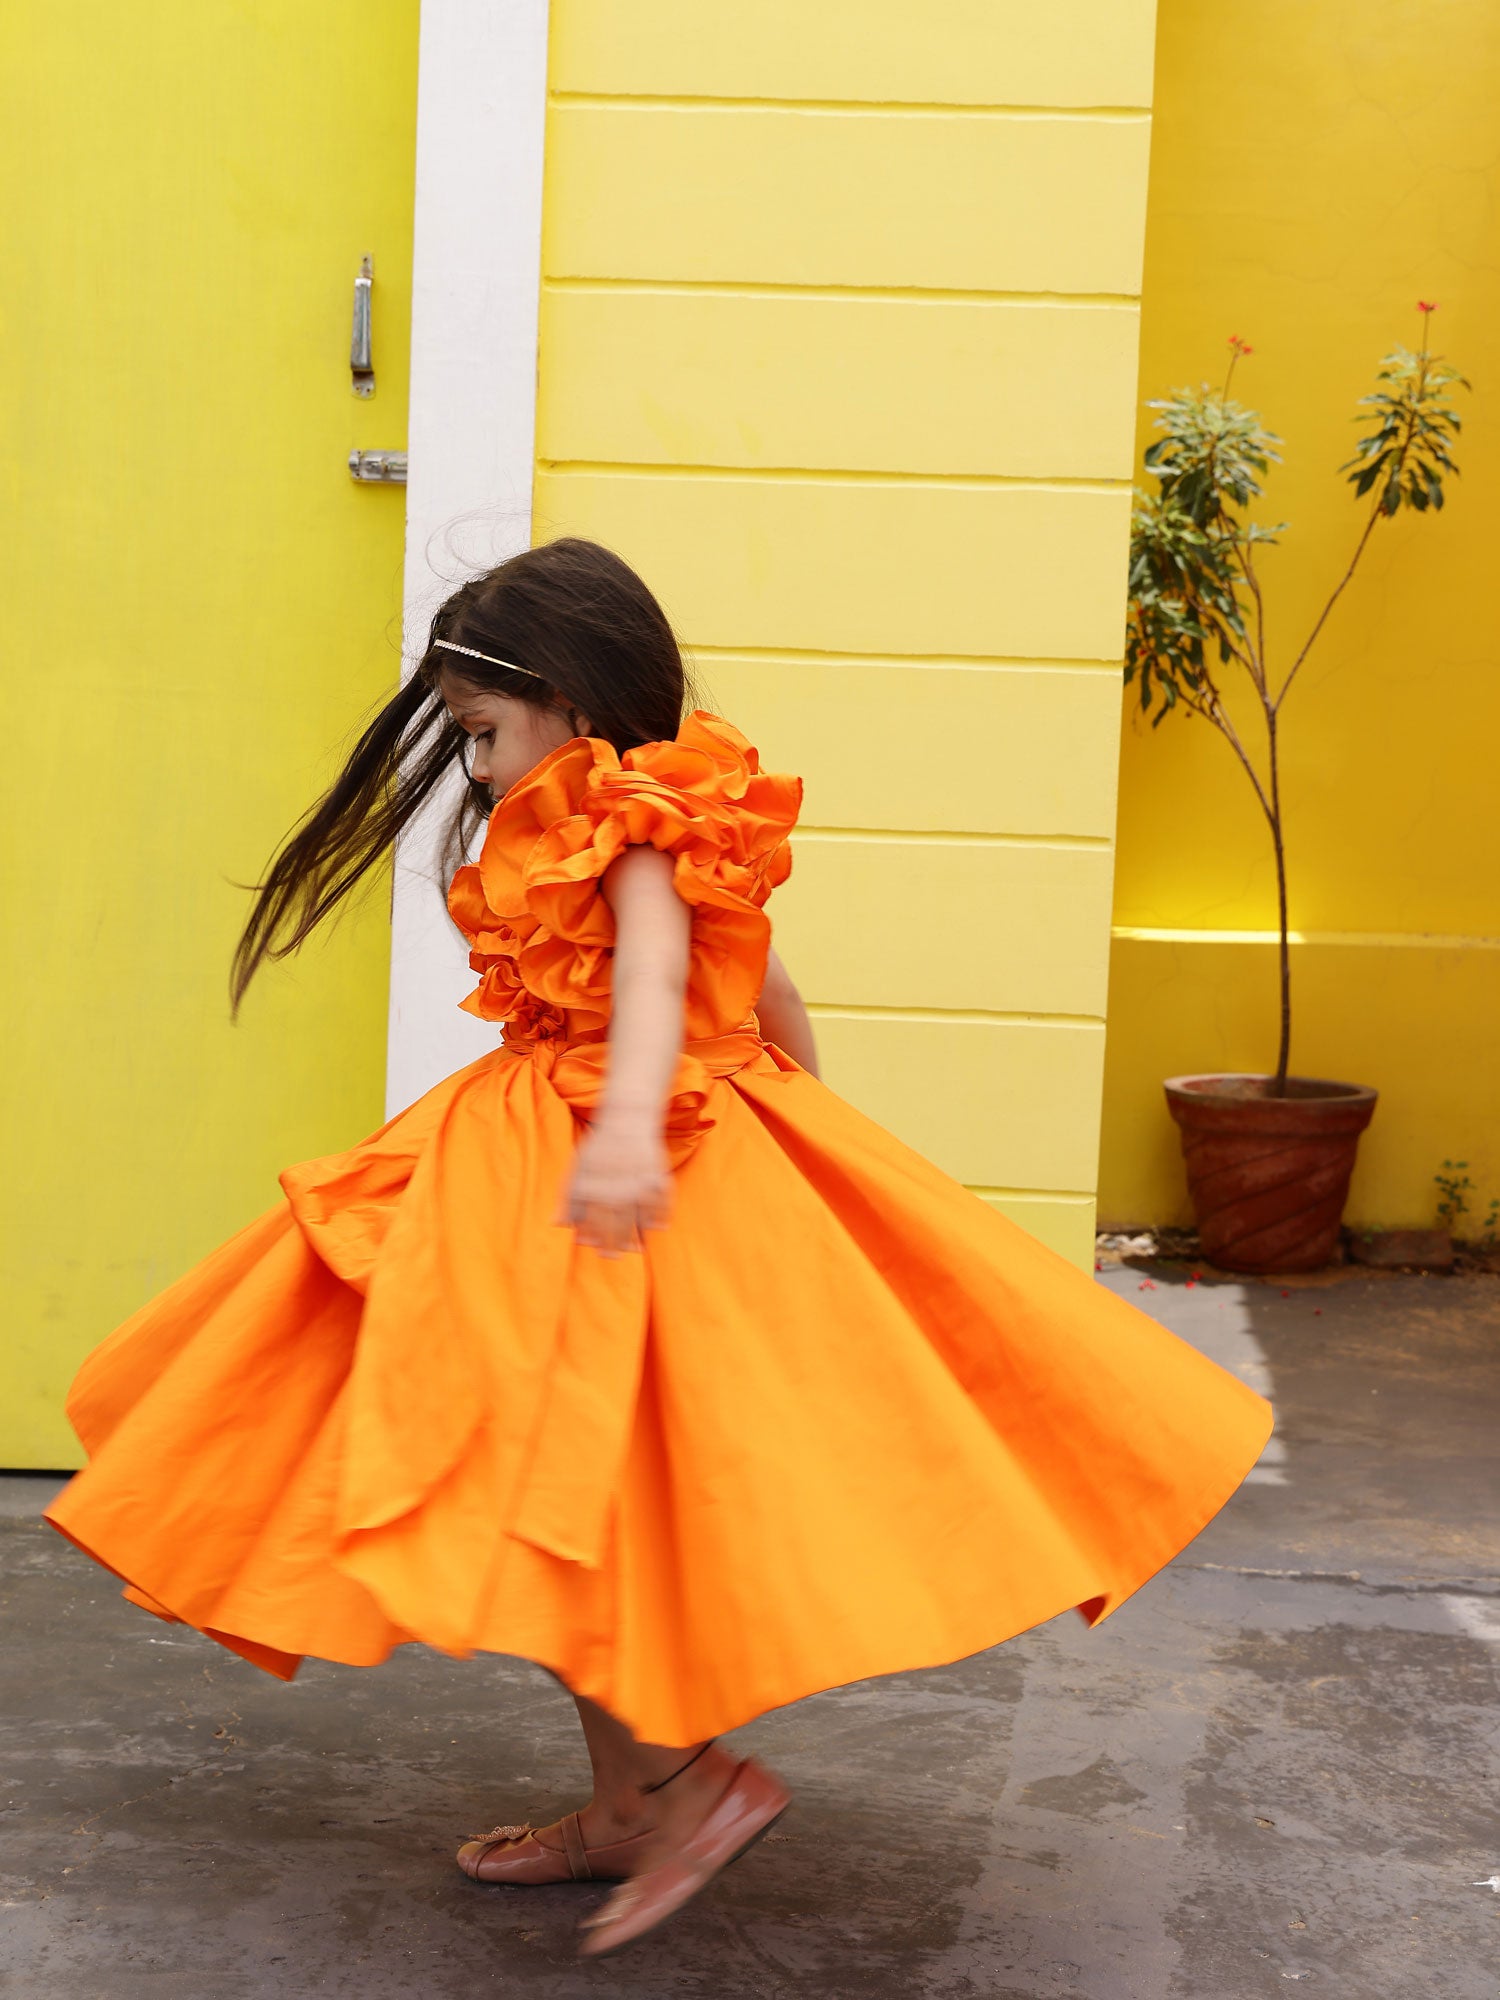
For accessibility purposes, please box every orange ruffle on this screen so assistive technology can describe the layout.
[448,711,801,1040]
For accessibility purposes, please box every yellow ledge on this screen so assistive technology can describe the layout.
[1113,927,1500,952]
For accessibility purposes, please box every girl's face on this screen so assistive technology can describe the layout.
[440,673,586,800]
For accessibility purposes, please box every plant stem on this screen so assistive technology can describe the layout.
[1186,682,1277,829]
[1230,533,1291,1088]
[1274,502,1383,712]
[1241,542,1269,692]
[1267,704,1291,1091]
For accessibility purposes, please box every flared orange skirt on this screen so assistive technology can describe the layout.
[47,1031,1272,1745]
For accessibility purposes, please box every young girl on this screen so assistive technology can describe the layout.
[47,537,1272,1957]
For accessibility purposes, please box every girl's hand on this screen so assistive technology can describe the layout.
[558,1114,673,1255]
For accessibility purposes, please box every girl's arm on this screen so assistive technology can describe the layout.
[756,948,820,1077]
[558,846,690,1256]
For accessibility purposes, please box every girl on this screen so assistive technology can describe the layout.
[47,537,1272,1957]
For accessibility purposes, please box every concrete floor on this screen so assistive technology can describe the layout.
[2,1268,1497,1999]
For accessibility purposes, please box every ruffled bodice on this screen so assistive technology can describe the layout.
[446,711,802,1044]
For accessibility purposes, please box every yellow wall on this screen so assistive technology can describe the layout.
[0,3,417,1465]
[535,0,1161,1268]
[1100,0,1500,1232]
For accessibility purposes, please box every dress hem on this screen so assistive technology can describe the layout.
[43,1415,1271,1747]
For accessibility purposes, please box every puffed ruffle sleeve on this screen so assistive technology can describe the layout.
[451,711,801,1039]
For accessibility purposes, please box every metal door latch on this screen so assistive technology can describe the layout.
[351,254,375,396]
[348,449,407,483]
[347,253,403,478]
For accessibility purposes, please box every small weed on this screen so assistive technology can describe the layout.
[1434,1162,1500,1252]
[1434,1159,1474,1233]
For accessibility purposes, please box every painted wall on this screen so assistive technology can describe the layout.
[1099,0,1500,1231]
[533,0,1161,1267]
[0,3,417,1465]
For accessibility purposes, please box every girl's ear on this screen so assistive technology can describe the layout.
[566,707,594,738]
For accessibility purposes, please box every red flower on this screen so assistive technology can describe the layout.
[1227,333,1254,355]
[1417,299,1437,314]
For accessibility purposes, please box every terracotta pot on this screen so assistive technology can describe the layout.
[1163,1074,1378,1274]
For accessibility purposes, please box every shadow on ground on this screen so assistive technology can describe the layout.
[2,1272,1496,1998]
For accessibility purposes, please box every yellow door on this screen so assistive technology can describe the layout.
[0,4,418,1465]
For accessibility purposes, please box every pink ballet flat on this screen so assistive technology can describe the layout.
[576,1758,790,1955]
[456,1810,652,1885]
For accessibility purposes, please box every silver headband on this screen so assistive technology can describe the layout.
[432,638,545,681]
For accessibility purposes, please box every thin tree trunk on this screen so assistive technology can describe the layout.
[1267,706,1291,1092]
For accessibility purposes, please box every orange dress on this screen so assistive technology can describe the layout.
[47,712,1272,1746]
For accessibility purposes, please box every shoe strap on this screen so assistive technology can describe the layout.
[560,1810,592,1881]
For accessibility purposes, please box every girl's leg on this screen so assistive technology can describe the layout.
[458,1690,742,1883]
[572,1695,739,1864]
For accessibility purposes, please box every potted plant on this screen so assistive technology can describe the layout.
[1125,307,1467,1272]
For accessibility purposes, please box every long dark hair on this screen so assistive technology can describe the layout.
[230,537,689,1010]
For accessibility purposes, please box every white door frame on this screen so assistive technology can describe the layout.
[387,0,551,1116]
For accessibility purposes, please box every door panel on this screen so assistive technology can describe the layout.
[0,2,418,1464]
